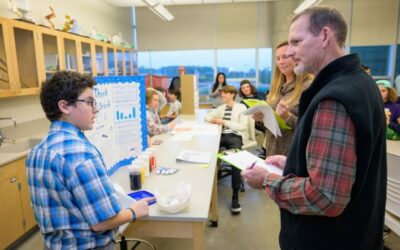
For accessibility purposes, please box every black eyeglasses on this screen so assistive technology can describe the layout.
[73,99,98,109]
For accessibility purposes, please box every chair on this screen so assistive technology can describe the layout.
[242,116,258,151]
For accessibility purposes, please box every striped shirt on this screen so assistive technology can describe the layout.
[222,106,233,134]
[26,121,121,250]
[264,99,357,217]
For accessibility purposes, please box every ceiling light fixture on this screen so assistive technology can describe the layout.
[294,0,322,14]
[143,0,174,21]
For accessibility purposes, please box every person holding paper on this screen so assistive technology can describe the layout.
[27,71,153,250]
[205,85,248,213]
[253,41,312,158]
[146,88,176,137]
[243,7,386,250]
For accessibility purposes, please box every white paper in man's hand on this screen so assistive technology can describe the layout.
[243,104,282,137]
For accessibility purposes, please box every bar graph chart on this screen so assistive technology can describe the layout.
[115,106,136,121]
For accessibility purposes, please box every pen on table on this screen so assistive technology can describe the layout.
[248,161,257,170]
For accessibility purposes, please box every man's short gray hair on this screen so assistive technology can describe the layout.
[292,6,347,48]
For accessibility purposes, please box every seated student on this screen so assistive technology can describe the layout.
[377,80,400,134]
[161,89,182,124]
[238,79,265,101]
[146,88,175,137]
[205,85,248,213]
[27,71,153,250]
[154,87,168,113]
[385,108,400,140]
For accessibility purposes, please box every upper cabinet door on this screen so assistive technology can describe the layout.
[124,50,131,76]
[80,40,93,75]
[0,18,14,97]
[116,49,123,76]
[62,34,78,72]
[95,44,105,76]
[107,47,116,76]
[8,20,41,95]
[37,28,63,81]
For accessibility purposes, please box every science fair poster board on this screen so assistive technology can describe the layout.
[86,76,147,175]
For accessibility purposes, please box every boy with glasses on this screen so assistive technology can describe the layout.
[27,71,153,250]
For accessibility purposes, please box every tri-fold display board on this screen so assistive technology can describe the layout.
[86,76,147,175]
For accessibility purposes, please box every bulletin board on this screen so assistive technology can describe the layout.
[86,76,147,175]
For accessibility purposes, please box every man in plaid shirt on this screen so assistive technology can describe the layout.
[27,71,153,250]
[243,7,386,250]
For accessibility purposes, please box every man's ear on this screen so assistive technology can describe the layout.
[320,26,333,49]
[58,100,72,115]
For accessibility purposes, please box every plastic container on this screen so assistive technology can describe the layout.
[156,182,191,214]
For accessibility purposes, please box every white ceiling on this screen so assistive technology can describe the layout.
[104,0,279,7]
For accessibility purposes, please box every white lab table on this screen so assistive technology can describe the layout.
[110,110,220,250]
[385,140,400,236]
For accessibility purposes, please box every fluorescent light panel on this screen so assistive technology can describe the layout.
[294,0,322,14]
[143,0,174,21]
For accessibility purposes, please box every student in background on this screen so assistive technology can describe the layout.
[161,89,182,124]
[210,72,227,107]
[146,88,175,137]
[238,79,265,101]
[154,87,168,113]
[377,80,400,135]
[27,71,152,250]
[385,108,400,140]
[205,85,248,213]
[252,41,312,157]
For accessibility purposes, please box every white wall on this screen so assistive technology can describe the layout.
[0,0,133,44]
[0,95,44,128]
[0,0,132,127]
[136,2,273,51]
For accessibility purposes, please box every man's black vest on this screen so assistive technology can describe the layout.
[280,54,387,250]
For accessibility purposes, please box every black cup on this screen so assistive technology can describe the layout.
[129,171,142,190]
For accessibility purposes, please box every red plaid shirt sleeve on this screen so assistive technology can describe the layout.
[264,99,357,217]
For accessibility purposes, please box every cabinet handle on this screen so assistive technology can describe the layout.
[10,176,17,183]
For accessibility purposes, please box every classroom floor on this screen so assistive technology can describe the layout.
[12,177,400,250]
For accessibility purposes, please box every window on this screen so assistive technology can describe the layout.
[138,48,273,104]
[217,49,256,88]
[350,45,391,76]
[258,48,272,94]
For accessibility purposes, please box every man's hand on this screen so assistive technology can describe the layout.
[242,166,269,189]
[265,155,287,170]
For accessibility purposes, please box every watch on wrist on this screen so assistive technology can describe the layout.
[126,207,136,223]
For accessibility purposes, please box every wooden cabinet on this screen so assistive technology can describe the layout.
[0,17,14,97]
[17,157,36,231]
[8,19,41,96]
[37,27,64,81]
[0,157,36,249]
[0,16,137,98]
[0,161,25,249]
[106,47,116,76]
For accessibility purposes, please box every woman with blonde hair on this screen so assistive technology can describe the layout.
[254,41,313,157]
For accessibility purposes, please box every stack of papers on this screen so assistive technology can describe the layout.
[218,150,283,176]
[176,149,211,164]
[242,101,291,138]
